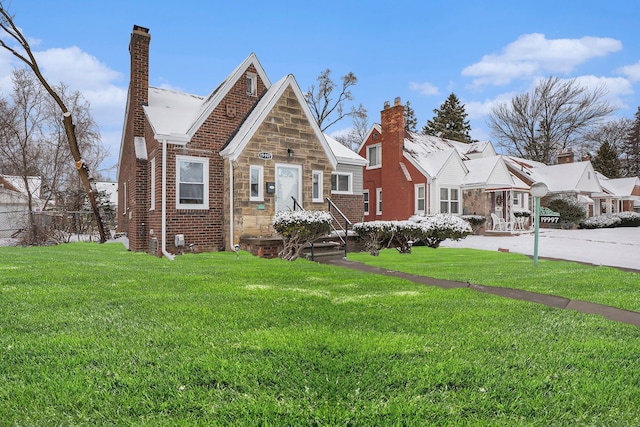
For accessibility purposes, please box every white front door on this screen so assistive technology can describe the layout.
[275,164,302,212]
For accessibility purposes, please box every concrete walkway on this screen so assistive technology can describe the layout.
[324,258,640,327]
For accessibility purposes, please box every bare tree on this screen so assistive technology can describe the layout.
[581,117,632,159]
[0,4,107,242]
[333,105,369,150]
[488,77,616,164]
[305,69,367,133]
[0,69,46,242]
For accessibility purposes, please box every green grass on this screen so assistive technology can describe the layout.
[0,243,639,425]
[349,246,640,312]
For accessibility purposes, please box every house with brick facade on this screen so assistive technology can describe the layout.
[117,25,365,258]
[358,98,527,228]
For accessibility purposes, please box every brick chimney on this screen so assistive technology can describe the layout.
[381,97,405,166]
[129,25,150,138]
[557,151,574,164]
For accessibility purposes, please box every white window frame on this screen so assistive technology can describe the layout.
[150,157,156,211]
[439,186,460,214]
[312,170,323,203]
[249,165,264,202]
[367,143,382,169]
[122,182,127,214]
[414,184,425,215]
[363,189,370,216]
[246,72,257,96]
[176,155,209,210]
[331,172,353,194]
[376,188,382,215]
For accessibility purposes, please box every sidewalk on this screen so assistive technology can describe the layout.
[325,258,640,327]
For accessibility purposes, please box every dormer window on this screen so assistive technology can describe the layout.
[246,72,257,96]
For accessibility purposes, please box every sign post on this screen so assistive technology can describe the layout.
[529,182,549,267]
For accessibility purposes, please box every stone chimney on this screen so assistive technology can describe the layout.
[557,151,574,165]
[129,25,150,138]
[380,97,405,166]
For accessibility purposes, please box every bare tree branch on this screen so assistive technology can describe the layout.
[0,4,107,242]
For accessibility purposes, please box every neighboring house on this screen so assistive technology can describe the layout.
[358,98,527,227]
[0,175,43,238]
[117,25,364,257]
[597,175,640,214]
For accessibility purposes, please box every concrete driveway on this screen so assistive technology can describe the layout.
[441,227,640,271]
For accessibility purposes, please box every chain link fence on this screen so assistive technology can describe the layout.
[0,209,116,243]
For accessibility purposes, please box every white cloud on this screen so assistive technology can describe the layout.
[618,60,640,82]
[409,81,439,96]
[572,75,634,108]
[462,33,622,87]
[35,46,121,91]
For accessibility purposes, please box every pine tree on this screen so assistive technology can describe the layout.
[422,93,473,143]
[404,100,418,132]
[623,106,640,177]
[592,141,621,178]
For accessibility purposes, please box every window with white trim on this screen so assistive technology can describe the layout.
[250,165,264,201]
[312,170,323,203]
[367,143,381,169]
[331,172,352,194]
[415,184,425,215]
[376,188,382,215]
[246,72,257,96]
[176,155,209,209]
[439,187,460,214]
[150,157,156,210]
[363,190,370,216]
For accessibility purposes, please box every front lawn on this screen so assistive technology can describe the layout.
[349,246,640,312]
[1,243,639,425]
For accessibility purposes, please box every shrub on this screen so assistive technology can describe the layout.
[579,211,640,229]
[615,211,640,227]
[461,214,487,234]
[352,221,393,256]
[547,195,586,227]
[411,214,473,248]
[272,210,332,261]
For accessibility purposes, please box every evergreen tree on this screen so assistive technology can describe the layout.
[422,93,473,143]
[623,106,640,177]
[592,141,621,178]
[404,100,418,132]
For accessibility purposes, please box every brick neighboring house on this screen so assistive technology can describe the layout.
[117,25,365,258]
[358,98,525,227]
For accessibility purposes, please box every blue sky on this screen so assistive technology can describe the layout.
[3,0,640,180]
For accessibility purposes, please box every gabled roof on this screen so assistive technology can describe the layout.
[598,175,640,197]
[403,146,467,179]
[526,161,602,194]
[324,134,367,166]
[220,74,337,169]
[463,156,527,189]
[144,53,271,143]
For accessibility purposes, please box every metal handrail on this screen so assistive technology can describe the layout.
[326,197,352,258]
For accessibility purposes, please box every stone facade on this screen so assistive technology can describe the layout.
[225,86,334,244]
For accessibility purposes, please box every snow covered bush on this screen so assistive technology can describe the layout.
[272,210,332,261]
[460,214,487,234]
[410,214,472,248]
[579,211,640,229]
[354,215,472,256]
[352,221,393,256]
[615,211,640,227]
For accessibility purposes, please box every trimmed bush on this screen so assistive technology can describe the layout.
[272,210,332,261]
[354,215,472,255]
[461,214,487,234]
[579,211,640,229]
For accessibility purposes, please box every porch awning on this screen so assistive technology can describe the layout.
[578,194,594,204]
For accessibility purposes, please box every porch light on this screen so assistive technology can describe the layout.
[530,182,549,267]
[287,148,294,159]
